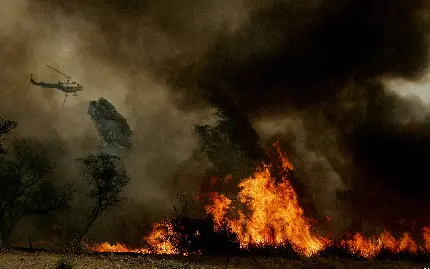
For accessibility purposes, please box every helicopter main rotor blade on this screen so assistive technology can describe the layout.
[46,65,71,80]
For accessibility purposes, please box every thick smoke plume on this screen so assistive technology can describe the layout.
[2,0,430,242]
[172,0,430,231]
[171,0,430,228]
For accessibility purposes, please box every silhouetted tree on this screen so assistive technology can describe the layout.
[195,109,263,175]
[77,153,130,238]
[0,118,16,154]
[194,102,265,197]
[172,192,196,219]
[0,138,73,247]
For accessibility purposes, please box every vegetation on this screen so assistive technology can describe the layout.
[194,104,263,177]
[0,115,133,249]
[77,152,130,239]
[0,117,16,155]
[0,137,73,247]
[194,104,266,200]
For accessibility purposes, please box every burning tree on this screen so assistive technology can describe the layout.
[77,153,130,239]
[0,138,73,247]
[205,142,330,257]
[194,101,265,200]
[195,103,263,176]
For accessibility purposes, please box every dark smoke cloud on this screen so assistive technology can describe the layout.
[3,0,430,240]
[0,0,226,243]
[168,0,430,227]
[185,0,428,112]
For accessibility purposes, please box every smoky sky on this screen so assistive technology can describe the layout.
[185,0,430,202]
[2,0,430,237]
[0,0,221,219]
[174,0,430,218]
[189,0,428,111]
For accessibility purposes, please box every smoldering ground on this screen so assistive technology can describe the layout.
[2,0,430,244]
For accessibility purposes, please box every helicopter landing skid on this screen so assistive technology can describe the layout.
[62,93,68,107]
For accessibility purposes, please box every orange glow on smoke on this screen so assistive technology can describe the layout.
[206,141,330,257]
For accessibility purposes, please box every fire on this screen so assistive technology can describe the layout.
[86,242,150,254]
[342,231,419,258]
[342,233,382,258]
[205,193,232,230]
[206,142,330,257]
[87,222,179,255]
[145,222,179,255]
[423,226,430,251]
[86,141,430,259]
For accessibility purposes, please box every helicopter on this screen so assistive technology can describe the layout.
[30,65,84,106]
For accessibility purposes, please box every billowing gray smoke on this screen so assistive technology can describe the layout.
[168,0,430,230]
[88,98,132,155]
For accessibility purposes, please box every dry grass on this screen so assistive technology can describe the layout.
[0,250,428,269]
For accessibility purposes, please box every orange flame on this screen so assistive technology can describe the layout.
[206,142,330,257]
[205,193,232,230]
[87,222,179,255]
[342,231,419,258]
[85,242,150,254]
[86,142,430,259]
[423,226,430,252]
[145,222,179,255]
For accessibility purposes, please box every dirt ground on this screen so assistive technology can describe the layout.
[0,250,429,269]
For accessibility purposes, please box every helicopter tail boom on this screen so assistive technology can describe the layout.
[30,74,64,89]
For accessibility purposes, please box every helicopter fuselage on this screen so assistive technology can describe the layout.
[30,66,84,106]
[58,81,84,93]
[30,74,83,94]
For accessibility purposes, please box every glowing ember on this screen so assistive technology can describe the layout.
[206,141,330,257]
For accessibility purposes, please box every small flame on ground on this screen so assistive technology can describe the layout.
[86,222,179,255]
[85,242,150,254]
